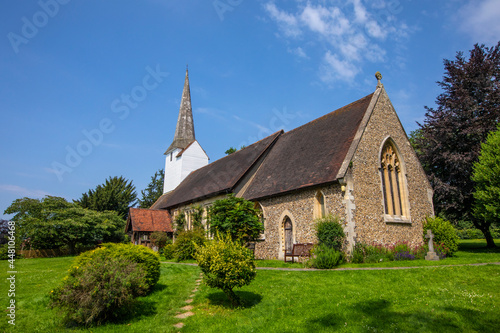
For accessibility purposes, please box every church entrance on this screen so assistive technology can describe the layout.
[284,217,293,254]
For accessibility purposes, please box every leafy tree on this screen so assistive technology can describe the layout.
[138,169,164,208]
[224,145,246,155]
[194,233,256,307]
[472,125,500,247]
[208,194,263,243]
[0,219,11,245]
[75,176,137,218]
[315,214,345,251]
[4,196,125,254]
[414,42,500,225]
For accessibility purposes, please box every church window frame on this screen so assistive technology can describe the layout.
[379,138,411,223]
[313,190,327,220]
[253,202,266,240]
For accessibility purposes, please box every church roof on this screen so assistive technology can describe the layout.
[242,92,374,200]
[125,208,173,233]
[165,68,196,154]
[155,131,283,208]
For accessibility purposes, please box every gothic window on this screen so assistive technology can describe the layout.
[284,217,293,254]
[314,191,326,219]
[380,140,409,220]
[253,202,265,240]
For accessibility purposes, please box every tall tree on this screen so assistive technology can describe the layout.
[138,169,164,208]
[472,125,500,247]
[4,196,125,254]
[415,42,500,225]
[75,176,137,218]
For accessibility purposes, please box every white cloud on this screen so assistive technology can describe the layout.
[458,0,500,44]
[0,184,50,198]
[263,0,409,83]
[321,51,359,82]
[264,3,302,38]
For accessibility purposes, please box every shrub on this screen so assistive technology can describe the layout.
[163,243,175,260]
[150,231,170,250]
[315,214,345,251]
[423,216,459,256]
[194,233,256,307]
[173,229,206,261]
[351,243,366,263]
[49,256,147,326]
[309,244,344,269]
[72,243,160,291]
[208,194,263,243]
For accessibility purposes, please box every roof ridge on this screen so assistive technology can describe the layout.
[281,93,374,137]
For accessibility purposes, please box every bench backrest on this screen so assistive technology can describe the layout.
[292,243,314,256]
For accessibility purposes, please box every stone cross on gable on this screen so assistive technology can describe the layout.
[425,229,435,252]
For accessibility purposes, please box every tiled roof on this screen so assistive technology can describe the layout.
[125,208,173,233]
[242,93,374,200]
[153,131,283,209]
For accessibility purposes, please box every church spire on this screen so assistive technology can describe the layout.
[165,68,196,154]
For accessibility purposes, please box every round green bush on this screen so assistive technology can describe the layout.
[72,243,160,291]
[423,216,459,256]
[309,245,344,269]
[50,256,147,325]
[173,229,205,261]
[194,233,256,306]
[315,214,345,251]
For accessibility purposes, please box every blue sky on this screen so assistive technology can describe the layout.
[1,0,499,220]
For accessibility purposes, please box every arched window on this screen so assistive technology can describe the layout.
[314,191,326,219]
[253,202,265,240]
[283,217,293,254]
[380,140,409,220]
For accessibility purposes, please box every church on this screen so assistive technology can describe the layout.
[148,69,434,259]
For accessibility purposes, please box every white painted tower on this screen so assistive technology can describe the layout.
[163,68,209,193]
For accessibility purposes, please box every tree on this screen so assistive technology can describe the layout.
[149,231,170,250]
[194,233,256,307]
[415,42,500,225]
[138,169,164,208]
[208,194,263,243]
[4,196,125,254]
[471,125,500,247]
[75,176,137,218]
[224,145,246,155]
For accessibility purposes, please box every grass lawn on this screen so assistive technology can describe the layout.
[1,240,499,332]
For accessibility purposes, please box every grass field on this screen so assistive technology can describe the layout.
[1,240,499,332]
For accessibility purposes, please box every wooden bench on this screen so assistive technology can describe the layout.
[284,243,314,263]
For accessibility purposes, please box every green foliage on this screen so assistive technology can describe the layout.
[49,256,147,326]
[75,176,137,218]
[423,216,460,256]
[194,233,256,306]
[191,205,204,230]
[138,169,164,208]
[73,243,160,291]
[456,228,500,240]
[472,125,500,247]
[4,196,125,254]
[315,214,345,251]
[163,243,175,260]
[174,212,186,233]
[208,194,263,243]
[308,244,344,269]
[224,146,246,155]
[149,231,170,249]
[172,229,206,261]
